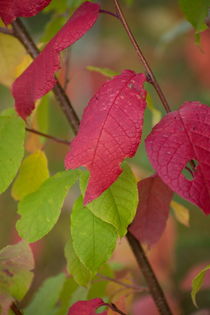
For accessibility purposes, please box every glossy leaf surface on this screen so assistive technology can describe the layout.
[146,102,210,214]
[13,1,100,119]
[80,163,138,237]
[65,70,147,203]
[16,170,79,242]
[0,0,52,25]
[71,197,117,273]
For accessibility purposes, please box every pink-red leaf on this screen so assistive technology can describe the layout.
[146,101,210,214]
[129,175,173,246]
[68,298,107,315]
[65,70,147,203]
[12,1,100,119]
[0,0,52,25]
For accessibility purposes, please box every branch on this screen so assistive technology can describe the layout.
[127,232,172,315]
[11,18,80,133]
[10,302,23,315]
[113,0,171,114]
[26,127,70,146]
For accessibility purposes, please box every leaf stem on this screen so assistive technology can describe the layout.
[113,0,171,114]
[26,127,70,145]
[127,231,172,315]
[106,303,127,315]
[11,18,80,133]
[10,302,23,315]
[100,9,120,19]
[97,273,148,292]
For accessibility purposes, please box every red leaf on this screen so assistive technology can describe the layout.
[129,175,173,246]
[0,0,52,25]
[146,101,210,214]
[12,1,100,119]
[68,298,107,315]
[65,70,147,203]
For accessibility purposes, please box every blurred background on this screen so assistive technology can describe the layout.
[1,0,210,314]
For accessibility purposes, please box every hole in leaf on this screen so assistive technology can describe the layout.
[182,160,198,180]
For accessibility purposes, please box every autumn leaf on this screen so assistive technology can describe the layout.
[129,175,173,246]
[146,101,210,214]
[65,70,147,203]
[12,1,100,119]
[0,0,52,25]
[68,298,107,315]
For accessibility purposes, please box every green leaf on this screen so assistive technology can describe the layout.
[0,241,34,313]
[36,93,51,143]
[71,196,117,273]
[41,16,67,43]
[86,66,118,78]
[80,163,138,237]
[146,93,162,127]
[55,277,78,315]
[0,110,25,193]
[11,150,49,201]
[179,0,209,33]
[16,170,79,242]
[65,236,92,287]
[24,273,65,315]
[191,264,210,307]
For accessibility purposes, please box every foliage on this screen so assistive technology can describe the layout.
[0,0,210,314]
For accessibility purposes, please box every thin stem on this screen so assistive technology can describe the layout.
[26,127,70,146]
[106,303,127,315]
[127,232,172,315]
[0,26,15,36]
[11,18,80,133]
[113,0,171,113]
[10,303,23,315]
[97,273,147,292]
[100,9,120,19]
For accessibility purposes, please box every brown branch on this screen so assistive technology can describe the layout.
[97,273,147,292]
[11,18,80,133]
[127,232,172,315]
[10,302,23,315]
[0,26,15,36]
[26,127,70,146]
[113,0,171,114]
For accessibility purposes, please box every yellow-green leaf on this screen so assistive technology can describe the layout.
[171,200,190,227]
[11,150,49,201]
[191,264,210,307]
[0,33,30,87]
[86,66,118,78]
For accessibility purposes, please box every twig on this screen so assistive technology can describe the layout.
[0,26,15,36]
[10,302,23,315]
[127,232,172,315]
[100,9,120,19]
[97,273,147,292]
[26,127,70,146]
[113,0,171,114]
[107,303,127,315]
[11,18,80,133]
[64,48,71,91]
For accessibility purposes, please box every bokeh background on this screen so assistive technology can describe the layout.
[1,0,210,314]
